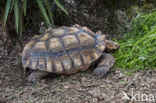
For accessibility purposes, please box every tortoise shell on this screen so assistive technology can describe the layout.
[22,25,106,74]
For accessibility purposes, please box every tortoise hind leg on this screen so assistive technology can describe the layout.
[92,54,115,77]
[28,71,50,83]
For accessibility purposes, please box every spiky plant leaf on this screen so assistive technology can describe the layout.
[45,0,54,26]
[14,0,20,33]
[10,0,15,14]
[54,0,68,15]
[19,4,23,35]
[23,0,27,16]
[3,0,12,26]
[36,0,51,25]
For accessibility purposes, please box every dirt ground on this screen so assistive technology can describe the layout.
[0,57,155,103]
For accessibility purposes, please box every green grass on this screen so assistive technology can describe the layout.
[114,10,156,71]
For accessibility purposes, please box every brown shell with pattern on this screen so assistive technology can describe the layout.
[22,25,106,74]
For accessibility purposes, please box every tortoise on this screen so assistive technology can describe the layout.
[22,24,120,82]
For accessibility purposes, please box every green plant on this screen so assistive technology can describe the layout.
[1,0,68,34]
[114,10,156,71]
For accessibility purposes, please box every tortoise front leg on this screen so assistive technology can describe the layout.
[92,53,115,77]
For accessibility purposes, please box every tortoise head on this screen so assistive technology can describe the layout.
[104,40,120,53]
[96,30,120,53]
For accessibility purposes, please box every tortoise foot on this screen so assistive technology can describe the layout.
[28,71,49,83]
[92,67,109,77]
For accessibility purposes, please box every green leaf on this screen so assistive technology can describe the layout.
[14,0,19,33]
[3,0,12,26]
[19,5,23,35]
[45,0,54,26]
[9,0,15,14]
[36,0,51,25]
[54,0,68,15]
[23,0,27,16]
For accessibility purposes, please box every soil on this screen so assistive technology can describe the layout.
[0,57,155,103]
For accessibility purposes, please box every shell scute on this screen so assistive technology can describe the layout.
[77,32,95,47]
[68,27,79,34]
[46,56,53,72]
[49,38,63,53]
[80,49,93,64]
[52,29,65,36]
[60,54,72,71]
[38,55,46,70]
[30,56,38,70]
[40,33,50,41]
[91,48,102,60]
[62,35,79,50]
[22,40,35,59]
[69,51,83,67]
[34,41,46,51]
[53,58,64,72]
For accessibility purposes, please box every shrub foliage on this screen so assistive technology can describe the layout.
[114,10,156,71]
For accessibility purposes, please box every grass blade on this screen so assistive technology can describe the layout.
[54,0,68,15]
[45,0,54,26]
[3,0,12,26]
[36,0,51,25]
[23,0,27,16]
[14,0,19,33]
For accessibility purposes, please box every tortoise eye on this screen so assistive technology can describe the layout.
[115,44,120,48]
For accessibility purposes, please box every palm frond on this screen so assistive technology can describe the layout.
[23,0,27,16]
[54,0,68,15]
[45,0,54,26]
[3,0,12,26]
[14,0,20,33]
[36,0,51,25]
